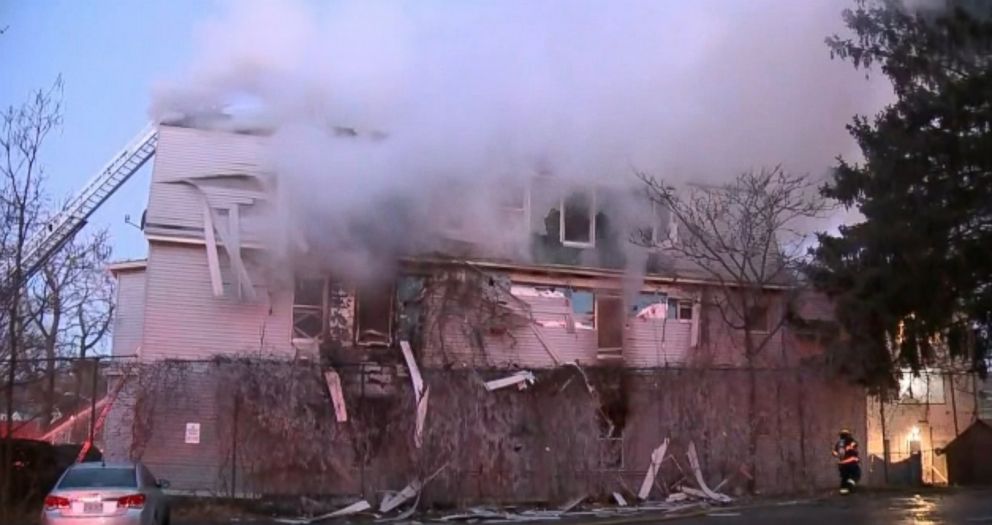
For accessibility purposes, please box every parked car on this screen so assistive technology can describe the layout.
[41,461,171,525]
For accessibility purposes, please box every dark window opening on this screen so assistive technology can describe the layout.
[356,285,394,346]
[668,298,693,321]
[596,295,625,349]
[561,191,594,245]
[746,305,769,332]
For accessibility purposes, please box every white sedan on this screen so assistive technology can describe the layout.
[41,461,171,525]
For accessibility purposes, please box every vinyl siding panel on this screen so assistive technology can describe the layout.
[145,125,270,243]
[623,319,692,366]
[111,271,146,357]
[141,242,293,361]
[420,282,693,368]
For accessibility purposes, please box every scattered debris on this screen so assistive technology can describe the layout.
[686,442,732,503]
[558,495,585,514]
[666,492,689,503]
[381,479,424,513]
[323,369,348,423]
[612,492,628,507]
[484,371,537,392]
[276,500,372,524]
[638,438,670,500]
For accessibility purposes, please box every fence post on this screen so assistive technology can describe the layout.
[88,357,99,452]
[231,392,239,498]
[359,362,366,499]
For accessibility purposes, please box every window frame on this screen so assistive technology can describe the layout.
[667,298,694,322]
[559,189,597,248]
[292,277,328,343]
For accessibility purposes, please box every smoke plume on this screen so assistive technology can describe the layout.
[152,0,893,283]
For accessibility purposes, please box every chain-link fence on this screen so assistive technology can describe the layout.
[4,355,985,510]
[96,358,870,504]
[0,355,126,517]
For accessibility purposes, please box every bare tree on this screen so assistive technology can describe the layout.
[0,78,62,512]
[638,166,829,491]
[27,230,114,428]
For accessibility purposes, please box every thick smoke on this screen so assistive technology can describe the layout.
[152,0,892,283]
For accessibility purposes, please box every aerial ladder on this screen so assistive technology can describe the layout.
[1,123,159,297]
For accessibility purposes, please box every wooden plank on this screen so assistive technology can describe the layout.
[323,369,348,423]
[686,442,732,503]
[484,371,536,392]
[612,492,628,507]
[638,438,670,500]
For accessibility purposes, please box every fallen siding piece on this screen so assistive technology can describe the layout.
[665,492,689,503]
[612,493,628,507]
[638,438,670,500]
[415,386,430,448]
[200,199,224,297]
[380,479,424,513]
[276,500,372,524]
[686,442,732,503]
[313,500,372,522]
[558,495,586,513]
[484,371,537,392]
[323,369,348,423]
[530,324,562,365]
[400,340,425,401]
[679,487,709,500]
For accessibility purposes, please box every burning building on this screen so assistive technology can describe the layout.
[101,121,868,502]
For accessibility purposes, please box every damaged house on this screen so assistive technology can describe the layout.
[103,122,869,503]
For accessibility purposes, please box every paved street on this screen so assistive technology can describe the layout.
[672,489,992,525]
[172,488,992,525]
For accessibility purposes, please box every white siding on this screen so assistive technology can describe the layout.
[422,283,693,368]
[145,125,270,243]
[111,270,146,357]
[141,242,293,361]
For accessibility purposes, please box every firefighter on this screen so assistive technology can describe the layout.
[832,428,861,494]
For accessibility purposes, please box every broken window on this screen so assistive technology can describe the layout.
[293,277,327,341]
[631,292,668,319]
[746,305,769,332]
[667,298,694,321]
[596,295,625,350]
[560,190,595,246]
[898,370,946,404]
[355,284,394,346]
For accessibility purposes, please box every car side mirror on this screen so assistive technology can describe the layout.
[157,479,171,489]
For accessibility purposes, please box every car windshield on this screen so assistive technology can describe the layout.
[58,467,137,489]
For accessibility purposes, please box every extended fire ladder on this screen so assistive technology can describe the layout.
[1,123,159,295]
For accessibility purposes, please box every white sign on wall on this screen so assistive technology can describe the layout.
[185,422,201,444]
